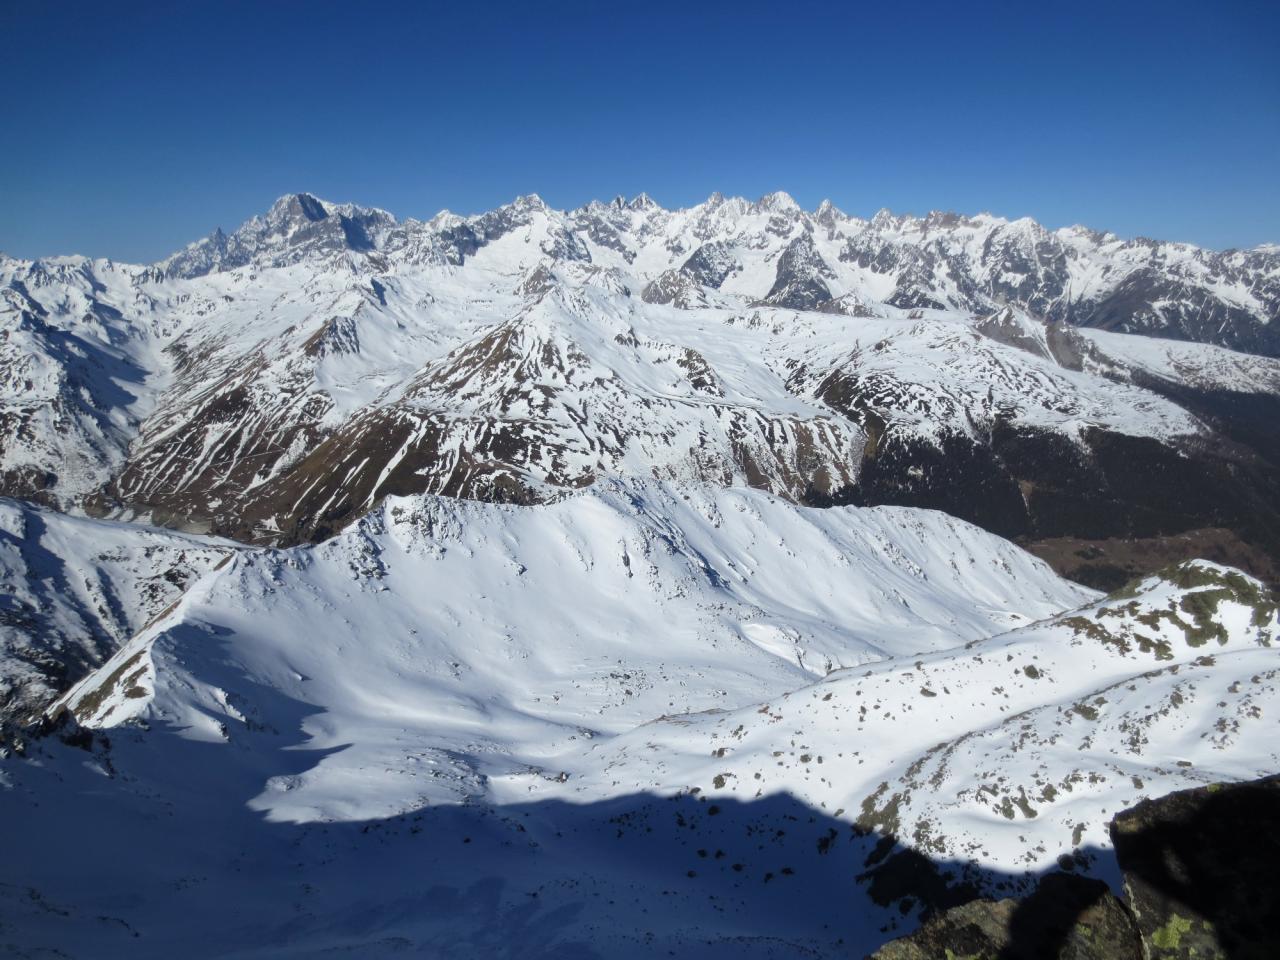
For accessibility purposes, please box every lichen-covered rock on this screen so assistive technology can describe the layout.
[867,873,1141,960]
[1109,775,1280,960]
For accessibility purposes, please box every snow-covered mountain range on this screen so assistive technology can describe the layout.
[1,192,1278,958]
[2,192,1278,586]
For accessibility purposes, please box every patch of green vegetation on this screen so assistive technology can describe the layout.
[1149,913,1193,950]
[857,781,906,837]
[1012,790,1038,819]
[1167,562,1277,633]
[1179,590,1230,647]
[1062,616,1132,655]
[1088,561,1280,653]
[1166,562,1250,593]
[1133,633,1174,660]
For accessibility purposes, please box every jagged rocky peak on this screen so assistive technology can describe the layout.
[814,198,846,228]
[509,192,549,213]
[869,206,902,229]
[161,191,397,278]
[763,230,835,309]
[268,191,330,224]
[754,190,801,214]
[134,189,1280,355]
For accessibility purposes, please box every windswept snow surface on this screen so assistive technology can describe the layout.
[3,484,1276,958]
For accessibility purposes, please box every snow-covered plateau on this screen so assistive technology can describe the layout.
[1,192,1277,958]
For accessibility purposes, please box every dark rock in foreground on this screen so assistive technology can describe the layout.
[867,872,1141,959]
[869,775,1280,959]
[1110,774,1280,960]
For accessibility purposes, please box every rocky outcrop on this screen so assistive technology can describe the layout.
[868,873,1141,960]
[869,775,1280,959]
[762,231,835,309]
[1110,775,1280,959]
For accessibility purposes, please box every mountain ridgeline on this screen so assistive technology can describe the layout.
[2,191,1278,588]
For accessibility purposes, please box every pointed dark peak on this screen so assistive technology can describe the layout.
[295,193,329,222]
[267,192,330,224]
[760,230,835,309]
[870,207,902,230]
[627,193,657,212]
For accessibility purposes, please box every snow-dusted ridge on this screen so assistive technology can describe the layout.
[0,497,235,722]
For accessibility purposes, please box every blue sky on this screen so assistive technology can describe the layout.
[2,0,1277,262]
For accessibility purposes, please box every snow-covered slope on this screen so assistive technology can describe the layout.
[545,559,1278,876]
[55,483,1088,816]
[0,498,233,724]
[0,258,168,508]
[2,191,1276,958]
[3,486,1274,958]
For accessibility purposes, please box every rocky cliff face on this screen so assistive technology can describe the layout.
[868,873,1141,960]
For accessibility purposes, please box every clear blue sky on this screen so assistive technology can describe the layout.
[2,0,1277,262]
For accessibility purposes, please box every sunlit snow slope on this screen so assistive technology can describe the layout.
[3,484,1275,958]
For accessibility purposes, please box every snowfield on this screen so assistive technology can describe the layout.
[2,483,1276,958]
